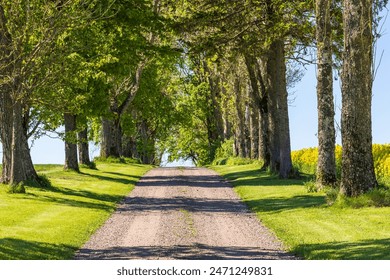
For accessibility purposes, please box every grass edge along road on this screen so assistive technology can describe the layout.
[0,163,153,260]
[211,163,390,260]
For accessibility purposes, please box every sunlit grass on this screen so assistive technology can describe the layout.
[211,164,390,260]
[0,163,152,260]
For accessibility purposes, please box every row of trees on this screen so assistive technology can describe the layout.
[0,0,387,197]
[1,0,178,185]
[164,0,386,196]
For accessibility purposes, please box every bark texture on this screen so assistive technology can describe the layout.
[64,113,79,172]
[266,40,293,178]
[233,76,246,158]
[244,54,270,165]
[100,118,122,158]
[0,88,12,183]
[315,0,337,186]
[340,0,377,196]
[78,127,91,166]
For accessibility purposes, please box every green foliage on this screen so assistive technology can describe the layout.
[324,186,340,206]
[94,156,141,164]
[6,174,53,193]
[333,187,390,208]
[303,180,318,193]
[79,162,98,170]
[214,139,235,159]
[7,183,26,194]
[213,156,262,166]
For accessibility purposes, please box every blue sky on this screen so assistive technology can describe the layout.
[1,13,389,164]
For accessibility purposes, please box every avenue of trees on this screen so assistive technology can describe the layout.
[0,0,388,197]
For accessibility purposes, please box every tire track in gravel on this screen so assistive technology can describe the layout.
[75,167,296,260]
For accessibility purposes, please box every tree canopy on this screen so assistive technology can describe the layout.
[0,0,388,196]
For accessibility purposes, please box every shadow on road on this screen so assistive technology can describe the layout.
[76,243,295,260]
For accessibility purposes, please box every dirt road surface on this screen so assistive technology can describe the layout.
[75,167,295,260]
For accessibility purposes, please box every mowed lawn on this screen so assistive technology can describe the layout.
[0,163,152,260]
[211,164,390,260]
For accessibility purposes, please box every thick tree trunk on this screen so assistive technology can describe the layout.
[78,127,91,166]
[276,43,293,179]
[340,0,376,196]
[10,101,28,185]
[266,40,293,178]
[265,48,280,173]
[64,113,79,172]
[21,123,38,180]
[0,5,12,183]
[316,0,337,187]
[0,90,12,183]
[100,118,122,158]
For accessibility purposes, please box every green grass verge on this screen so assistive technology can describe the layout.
[0,163,153,260]
[210,164,390,260]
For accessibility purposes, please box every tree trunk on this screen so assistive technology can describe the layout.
[204,61,225,141]
[0,5,12,183]
[265,48,281,173]
[340,0,376,196]
[221,85,232,140]
[233,77,246,158]
[276,42,293,179]
[100,118,122,158]
[244,93,251,158]
[0,89,12,183]
[78,127,91,166]
[249,102,259,160]
[266,40,293,178]
[10,101,28,185]
[64,113,79,172]
[122,135,137,158]
[315,0,337,187]
[244,54,270,166]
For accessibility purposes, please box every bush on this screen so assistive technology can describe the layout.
[8,175,53,191]
[332,187,390,208]
[7,183,26,194]
[80,161,97,170]
[214,139,235,159]
[324,186,340,206]
[304,180,319,193]
[212,156,262,166]
[94,156,141,164]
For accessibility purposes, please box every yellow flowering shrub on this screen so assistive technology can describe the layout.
[291,144,390,179]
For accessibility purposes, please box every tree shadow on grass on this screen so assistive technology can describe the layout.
[245,195,326,213]
[0,238,77,260]
[222,169,309,187]
[101,171,142,181]
[15,171,139,211]
[293,238,390,260]
[79,172,138,186]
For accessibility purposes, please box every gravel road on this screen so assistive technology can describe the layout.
[75,167,295,260]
